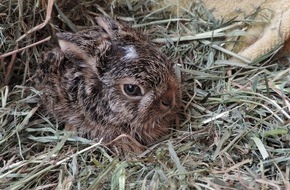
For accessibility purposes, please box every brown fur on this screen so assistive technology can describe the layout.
[35,16,180,147]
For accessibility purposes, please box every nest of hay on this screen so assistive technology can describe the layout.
[1,0,290,189]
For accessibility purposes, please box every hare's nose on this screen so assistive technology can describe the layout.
[160,91,176,111]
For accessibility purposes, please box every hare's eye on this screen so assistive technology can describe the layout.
[123,84,142,96]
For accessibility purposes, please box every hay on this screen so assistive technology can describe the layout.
[1,0,290,189]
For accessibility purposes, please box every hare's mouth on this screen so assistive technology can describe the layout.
[132,114,177,145]
[159,106,179,117]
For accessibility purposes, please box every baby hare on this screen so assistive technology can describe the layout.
[35,16,180,150]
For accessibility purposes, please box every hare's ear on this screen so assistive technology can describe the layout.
[95,16,147,43]
[95,16,121,38]
[56,32,97,67]
[56,32,112,77]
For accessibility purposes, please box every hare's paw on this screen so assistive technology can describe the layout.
[107,134,147,155]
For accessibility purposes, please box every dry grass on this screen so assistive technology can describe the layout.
[1,0,290,189]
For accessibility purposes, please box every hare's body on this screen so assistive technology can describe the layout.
[35,16,180,146]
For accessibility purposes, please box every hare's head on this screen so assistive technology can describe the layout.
[55,16,180,144]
